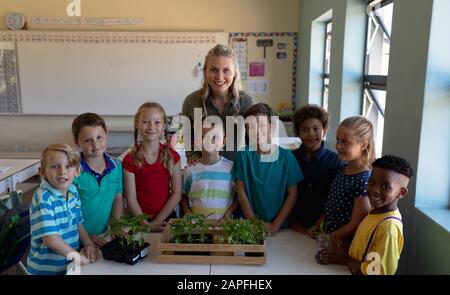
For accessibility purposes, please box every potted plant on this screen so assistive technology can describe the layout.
[220,218,265,245]
[170,213,213,244]
[100,214,151,265]
[220,218,265,256]
[169,214,214,255]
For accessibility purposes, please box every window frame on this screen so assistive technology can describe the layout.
[362,0,394,156]
[322,21,332,110]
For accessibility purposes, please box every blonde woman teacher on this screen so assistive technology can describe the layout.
[182,44,256,161]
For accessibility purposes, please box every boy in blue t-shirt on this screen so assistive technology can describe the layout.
[232,103,303,234]
[71,113,124,247]
[27,144,97,275]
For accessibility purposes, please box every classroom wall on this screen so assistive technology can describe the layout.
[298,0,450,274]
[0,0,299,151]
[0,0,299,32]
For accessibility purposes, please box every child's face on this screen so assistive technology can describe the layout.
[336,126,367,162]
[201,126,225,153]
[298,118,324,152]
[136,107,165,142]
[205,55,236,96]
[246,115,275,152]
[41,150,79,195]
[76,126,107,159]
[367,167,408,210]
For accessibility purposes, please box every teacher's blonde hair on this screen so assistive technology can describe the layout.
[201,44,241,106]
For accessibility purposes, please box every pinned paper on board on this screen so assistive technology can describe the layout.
[276,52,287,59]
[256,39,273,59]
[232,37,248,80]
[249,62,265,77]
[277,42,287,50]
[248,79,268,94]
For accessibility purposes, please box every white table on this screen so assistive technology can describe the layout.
[0,158,40,194]
[81,229,349,275]
[81,232,211,275]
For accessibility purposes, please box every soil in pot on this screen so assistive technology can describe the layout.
[112,242,127,263]
[100,238,122,261]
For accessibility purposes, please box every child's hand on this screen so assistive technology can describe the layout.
[270,222,281,234]
[78,254,91,265]
[222,212,232,219]
[329,235,348,252]
[320,248,349,266]
[140,219,151,226]
[264,222,280,235]
[149,220,167,232]
[90,235,108,247]
[80,245,98,263]
[263,222,273,235]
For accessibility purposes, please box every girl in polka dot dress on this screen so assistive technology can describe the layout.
[322,116,375,242]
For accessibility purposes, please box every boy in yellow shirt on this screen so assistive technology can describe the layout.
[320,155,414,275]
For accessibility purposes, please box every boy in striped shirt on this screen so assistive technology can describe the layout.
[181,120,237,219]
[27,144,98,275]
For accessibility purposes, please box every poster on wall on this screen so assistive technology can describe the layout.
[248,79,268,94]
[249,62,265,77]
[276,52,287,59]
[277,42,287,50]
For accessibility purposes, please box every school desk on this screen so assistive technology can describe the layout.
[0,158,40,194]
[80,229,350,275]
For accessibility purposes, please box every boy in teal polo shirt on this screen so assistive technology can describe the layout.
[72,113,124,247]
[233,103,303,234]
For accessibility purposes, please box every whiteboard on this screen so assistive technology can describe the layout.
[11,31,228,115]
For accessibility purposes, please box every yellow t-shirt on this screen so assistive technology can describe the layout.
[348,209,403,275]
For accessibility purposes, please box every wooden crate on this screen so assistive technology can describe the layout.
[157,219,266,265]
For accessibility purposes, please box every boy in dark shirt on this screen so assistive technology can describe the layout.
[290,104,342,236]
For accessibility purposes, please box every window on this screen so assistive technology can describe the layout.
[322,21,332,110]
[362,0,393,156]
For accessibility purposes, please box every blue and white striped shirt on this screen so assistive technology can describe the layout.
[27,179,83,275]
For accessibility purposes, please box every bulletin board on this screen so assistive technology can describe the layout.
[229,32,298,116]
